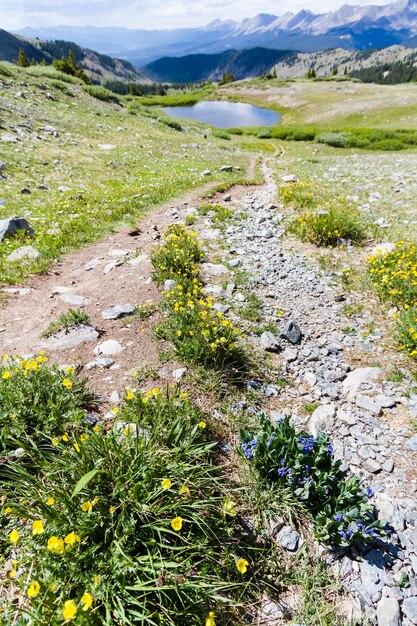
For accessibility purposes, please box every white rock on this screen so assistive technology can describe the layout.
[342,367,381,401]
[37,325,99,350]
[110,391,121,404]
[7,245,39,261]
[59,294,88,307]
[282,174,297,183]
[202,263,229,275]
[369,242,395,257]
[173,367,187,382]
[309,403,336,436]
[93,340,123,356]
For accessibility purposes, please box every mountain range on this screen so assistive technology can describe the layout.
[18,0,417,65]
[0,29,145,83]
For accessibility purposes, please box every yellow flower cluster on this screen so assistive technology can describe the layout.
[1,352,49,379]
[367,240,417,309]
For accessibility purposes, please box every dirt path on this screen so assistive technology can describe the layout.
[0,153,265,402]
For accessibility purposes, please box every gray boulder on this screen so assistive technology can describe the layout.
[260,331,280,353]
[7,245,39,261]
[0,217,34,243]
[101,304,135,320]
[281,321,302,345]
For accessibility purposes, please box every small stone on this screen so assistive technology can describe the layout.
[281,320,302,345]
[342,367,381,401]
[110,391,121,404]
[376,596,401,626]
[202,169,211,176]
[363,459,382,474]
[355,394,382,416]
[260,331,280,353]
[37,325,99,350]
[93,340,123,356]
[85,258,101,270]
[202,263,229,275]
[59,294,88,307]
[275,525,300,551]
[282,174,297,183]
[309,403,336,436]
[85,358,115,370]
[7,245,39,261]
[223,194,232,202]
[173,367,187,382]
[220,165,233,172]
[283,347,297,362]
[405,435,417,451]
[164,279,177,292]
[101,304,135,320]
[382,459,394,473]
[403,597,417,624]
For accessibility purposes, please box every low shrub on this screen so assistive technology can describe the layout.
[257,129,272,139]
[367,240,417,308]
[0,62,15,77]
[212,129,230,140]
[162,118,183,131]
[198,202,233,224]
[397,306,417,358]
[240,415,386,548]
[83,85,119,103]
[150,225,204,285]
[280,181,318,208]
[0,355,95,455]
[316,132,348,148]
[368,139,406,151]
[49,79,73,95]
[2,390,261,625]
[25,65,81,84]
[288,202,366,247]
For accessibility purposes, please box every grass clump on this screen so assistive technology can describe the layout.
[240,414,386,548]
[83,85,119,103]
[198,202,233,225]
[41,309,91,338]
[256,129,272,139]
[239,294,263,323]
[162,118,183,131]
[25,65,82,84]
[0,355,94,456]
[1,389,265,625]
[288,202,366,247]
[0,62,15,77]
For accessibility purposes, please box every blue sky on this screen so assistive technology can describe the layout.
[2,0,394,30]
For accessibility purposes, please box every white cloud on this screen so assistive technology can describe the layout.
[1,0,394,30]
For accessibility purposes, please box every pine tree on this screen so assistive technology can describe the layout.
[344,66,348,76]
[17,49,30,67]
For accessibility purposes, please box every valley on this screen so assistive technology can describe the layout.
[0,45,417,626]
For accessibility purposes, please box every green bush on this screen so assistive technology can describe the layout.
[367,240,417,308]
[150,225,204,285]
[50,79,73,95]
[2,390,261,625]
[288,201,366,247]
[368,139,406,151]
[397,307,417,358]
[257,129,272,139]
[0,355,95,455]
[83,85,119,103]
[0,62,15,77]
[212,129,230,140]
[240,415,386,548]
[316,132,348,148]
[162,118,183,131]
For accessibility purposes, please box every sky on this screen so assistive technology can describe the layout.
[1,0,395,31]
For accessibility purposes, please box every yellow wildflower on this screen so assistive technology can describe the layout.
[62,378,73,390]
[27,581,40,598]
[9,561,17,579]
[32,520,45,535]
[9,529,19,544]
[198,421,206,429]
[161,479,172,490]
[81,500,93,513]
[206,611,216,626]
[48,536,65,554]
[179,485,190,496]
[46,497,55,506]
[73,442,80,453]
[62,600,77,620]
[81,592,93,611]
[171,516,183,531]
[64,531,80,546]
[222,497,237,517]
[236,558,249,574]
[2,371,11,379]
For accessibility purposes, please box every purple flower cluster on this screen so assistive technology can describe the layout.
[241,438,258,461]
[299,436,315,454]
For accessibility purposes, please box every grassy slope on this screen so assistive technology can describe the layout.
[0,64,269,284]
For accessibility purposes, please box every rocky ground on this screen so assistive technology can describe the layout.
[1,153,417,625]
